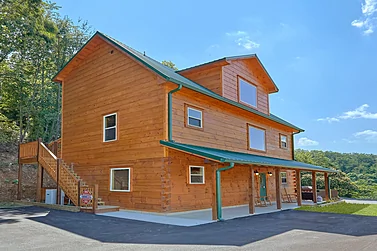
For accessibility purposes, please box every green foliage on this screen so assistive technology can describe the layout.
[295,149,377,199]
[0,113,18,143]
[161,60,178,70]
[0,0,93,143]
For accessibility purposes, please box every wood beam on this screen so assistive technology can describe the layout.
[56,159,61,205]
[275,167,282,209]
[211,163,218,220]
[312,171,317,203]
[17,163,22,200]
[249,166,255,214]
[296,170,302,206]
[324,172,329,201]
[36,164,42,202]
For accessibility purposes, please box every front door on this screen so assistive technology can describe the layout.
[260,173,267,199]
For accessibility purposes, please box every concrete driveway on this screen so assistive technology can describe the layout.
[1,206,377,251]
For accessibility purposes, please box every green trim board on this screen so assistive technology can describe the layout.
[53,31,304,132]
[160,140,338,173]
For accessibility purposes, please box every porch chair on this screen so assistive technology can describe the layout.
[254,196,267,207]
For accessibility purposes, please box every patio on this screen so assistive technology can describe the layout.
[97,201,315,226]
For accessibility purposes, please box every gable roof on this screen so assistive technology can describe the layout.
[178,54,279,93]
[53,31,304,132]
[160,140,337,173]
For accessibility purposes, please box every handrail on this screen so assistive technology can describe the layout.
[40,142,57,160]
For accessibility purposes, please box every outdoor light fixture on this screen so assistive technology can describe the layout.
[254,170,259,175]
[268,172,273,176]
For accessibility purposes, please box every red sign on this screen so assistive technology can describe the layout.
[80,189,93,204]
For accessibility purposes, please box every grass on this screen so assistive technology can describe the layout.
[296,202,377,216]
[0,202,28,209]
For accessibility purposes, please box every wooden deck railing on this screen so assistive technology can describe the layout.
[47,138,61,158]
[38,142,58,180]
[59,160,80,205]
[19,141,39,159]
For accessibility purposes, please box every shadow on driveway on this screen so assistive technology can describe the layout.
[2,206,377,246]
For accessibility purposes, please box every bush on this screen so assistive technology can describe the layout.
[0,113,19,146]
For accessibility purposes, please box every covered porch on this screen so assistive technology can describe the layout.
[161,140,338,221]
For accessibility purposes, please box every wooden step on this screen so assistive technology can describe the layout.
[80,205,120,214]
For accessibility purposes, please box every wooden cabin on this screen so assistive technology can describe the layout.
[18,32,336,219]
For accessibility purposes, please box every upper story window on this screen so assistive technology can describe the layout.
[281,172,287,185]
[103,113,117,142]
[189,166,205,184]
[187,106,203,128]
[239,78,257,107]
[280,134,288,149]
[110,168,130,192]
[248,124,266,151]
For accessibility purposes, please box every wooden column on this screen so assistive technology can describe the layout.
[275,167,282,209]
[249,166,255,214]
[211,163,218,220]
[312,171,317,203]
[56,159,61,205]
[92,184,99,213]
[296,170,302,206]
[324,172,329,201]
[17,163,22,200]
[36,164,43,202]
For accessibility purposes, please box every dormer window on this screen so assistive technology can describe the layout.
[239,78,257,108]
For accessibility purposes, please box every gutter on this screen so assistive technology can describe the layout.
[216,162,235,221]
[291,131,301,160]
[168,84,182,141]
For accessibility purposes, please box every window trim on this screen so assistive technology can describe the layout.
[188,165,205,184]
[110,167,131,192]
[281,171,287,185]
[247,123,267,152]
[103,113,117,142]
[280,134,288,149]
[238,76,258,108]
[185,104,204,130]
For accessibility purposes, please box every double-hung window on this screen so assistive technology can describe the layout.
[103,113,117,142]
[239,78,257,107]
[280,134,288,149]
[281,172,287,185]
[189,166,205,184]
[110,168,130,192]
[187,106,203,128]
[248,124,266,151]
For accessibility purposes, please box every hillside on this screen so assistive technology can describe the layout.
[295,149,377,199]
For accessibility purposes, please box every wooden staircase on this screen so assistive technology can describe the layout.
[18,139,119,213]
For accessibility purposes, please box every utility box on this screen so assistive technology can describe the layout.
[45,189,56,204]
[45,189,65,205]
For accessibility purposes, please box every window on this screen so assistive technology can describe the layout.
[281,172,287,185]
[280,134,287,149]
[187,107,203,128]
[239,78,257,107]
[103,113,117,142]
[248,125,266,151]
[110,168,130,191]
[189,166,205,184]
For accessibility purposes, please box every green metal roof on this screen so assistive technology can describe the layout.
[160,140,337,173]
[53,31,304,132]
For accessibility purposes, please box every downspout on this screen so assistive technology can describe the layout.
[168,84,182,142]
[291,131,300,160]
[216,162,235,221]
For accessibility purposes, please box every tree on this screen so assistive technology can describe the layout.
[161,60,178,70]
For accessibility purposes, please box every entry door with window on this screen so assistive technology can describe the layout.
[259,173,267,199]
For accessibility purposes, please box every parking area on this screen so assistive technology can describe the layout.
[1,206,377,250]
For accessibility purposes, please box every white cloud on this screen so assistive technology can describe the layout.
[297,137,319,146]
[351,0,377,35]
[226,30,260,50]
[226,31,248,36]
[317,104,377,123]
[354,130,377,142]
[317,117,340,123]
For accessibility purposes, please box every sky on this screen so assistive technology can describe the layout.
[54,0,377,154]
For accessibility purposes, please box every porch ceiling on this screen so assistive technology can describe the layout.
[160,140,338,173]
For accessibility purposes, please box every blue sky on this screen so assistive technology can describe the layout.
[55,0,377,154]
